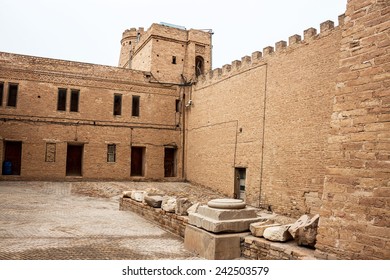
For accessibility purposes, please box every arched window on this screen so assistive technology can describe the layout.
[195,56,204,77]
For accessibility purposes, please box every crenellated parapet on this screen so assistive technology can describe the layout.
[195,15,345,88]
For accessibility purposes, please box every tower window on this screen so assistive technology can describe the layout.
[57,88,67,111]
[113,94,122,116]
[7,83,18,107]
[175,99,180,112]
[70,89,80,112]
[172,56,177,64]
[195,56,205,77]
[132,95,140,117]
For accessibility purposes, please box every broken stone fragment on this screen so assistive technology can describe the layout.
[144,188,165,197]
[130,190,146,202]
[122,191,132,198]
[295,214,320,248]
[161,196,177,213]
[175,198,193,216]
[288,214,310,238]
[187,202,200,214]
[144,195,163,208]
[250,220,280,237]
[263,224,293,242]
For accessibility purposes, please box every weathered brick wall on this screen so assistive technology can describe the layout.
[316,0,390,259]
[0,53,182,180]
[187,21,342,216]
[241,236,315,260]
[120,197,188,238]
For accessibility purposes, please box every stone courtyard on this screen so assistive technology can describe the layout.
[0,181,214,260]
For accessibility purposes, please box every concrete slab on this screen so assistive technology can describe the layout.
[184,225,250,260]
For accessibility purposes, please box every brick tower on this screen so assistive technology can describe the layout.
[118,23,213,84]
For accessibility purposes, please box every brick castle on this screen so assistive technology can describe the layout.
[0,0,389,259]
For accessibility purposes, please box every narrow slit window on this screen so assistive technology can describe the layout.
[57,88,67,111]
[172,56,177,64]
[107,144,116,163]
[175,99,180,112]
[7,83,18,107]
[132,95,140,117]
[0,82,4,106]
[70,89,80,112]
[113,94,122,116]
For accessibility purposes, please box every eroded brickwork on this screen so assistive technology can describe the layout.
[316,0,390,259]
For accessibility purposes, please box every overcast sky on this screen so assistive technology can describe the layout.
[0,0,347,69]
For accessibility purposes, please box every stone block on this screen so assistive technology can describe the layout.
[288,214,310,238]
[250,220,280,237]
[263,225,293,242]
[131,190,146,202]
[122,191,132,198]
[188,211,263,233]
[184,225,250,260]
[187,202,200,214]
[161,196,176,213]
[175,198,193,216]
[295,214,320,248]
[197,205,258,220]
[144,195,163,208]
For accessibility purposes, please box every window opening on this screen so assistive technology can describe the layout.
[57,88,67,111]
[107,144,116,162]
[132,95,140,117]
[195,56,204,77]
[70,89,79,112]
[7,83,18,107]
[113,94,122,116]
[175,99,180,113]
[172,56,177,64]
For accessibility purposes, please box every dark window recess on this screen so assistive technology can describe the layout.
[113,94,122,116]
[7,84,18,107]
[107,144,116,162]
[176,99,180,112]
[70,90,80,112]
[195,56,205,77]
[132,95,140,117]
[0,82,4,106]
[131,147,144,176]
[172,56,177,64]
[57,88,67,111]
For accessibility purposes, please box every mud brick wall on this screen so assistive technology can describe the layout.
[187,20,343,216]
[316,0,390,260]
[241,236,316,260]
[119,198,188,238]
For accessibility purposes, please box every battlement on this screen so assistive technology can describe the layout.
[196,15,345,88]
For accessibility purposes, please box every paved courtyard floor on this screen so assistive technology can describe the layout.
[0,181,201,260]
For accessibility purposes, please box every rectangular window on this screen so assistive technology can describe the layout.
[172,56,177,64]
[113,94,122,116]
[132,95,140,117]
[0,82,4,106]
[70,89,79,112]
[45,143,56,162]
[7,83,18,107]
[107,144,116,163]
[57,88,67,111]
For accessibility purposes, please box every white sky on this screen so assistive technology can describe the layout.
[0,0,347,69]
